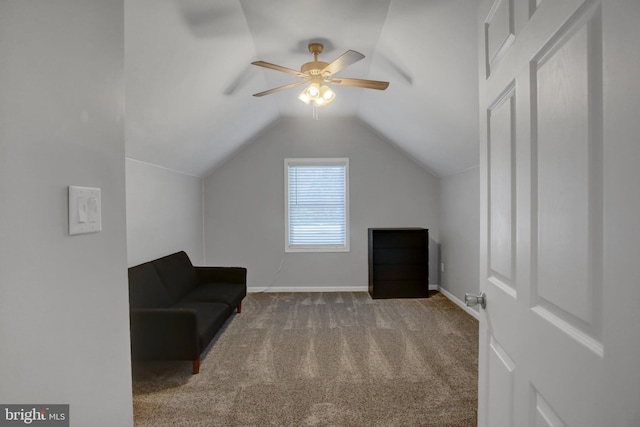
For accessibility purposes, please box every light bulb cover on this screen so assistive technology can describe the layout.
[298,90,311,105]
[316,85,335,106]
[308,83,320,98]
[321,85,335,100]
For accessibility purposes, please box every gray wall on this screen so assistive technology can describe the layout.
[204,117,440,290]
[439,166,480,311]
[0,1,133,426]
[126,159,203,266]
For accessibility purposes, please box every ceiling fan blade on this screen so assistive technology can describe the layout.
[251,61,307,78]
[253,80,307,97]
[330,77,389,90]
[321,50,365,76]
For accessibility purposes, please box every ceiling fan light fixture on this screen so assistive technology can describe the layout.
[298,90,311,105]
[321,85,335,102]
[307,83,320,98]
[298,83,334,107]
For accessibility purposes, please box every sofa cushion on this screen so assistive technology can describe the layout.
[153,251,200,301]
[172,301,231,350]
[181,283,246,309]
[128,262,173,309]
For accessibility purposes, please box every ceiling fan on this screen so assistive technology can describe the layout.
[251,42,389,108]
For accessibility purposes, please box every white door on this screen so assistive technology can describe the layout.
[477,0,640,426]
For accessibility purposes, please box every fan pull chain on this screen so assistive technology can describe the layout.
[312,103,319,120]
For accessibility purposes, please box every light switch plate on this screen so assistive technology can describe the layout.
[69,186,101,235]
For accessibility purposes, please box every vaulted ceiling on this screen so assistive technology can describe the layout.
[125,0,479,178]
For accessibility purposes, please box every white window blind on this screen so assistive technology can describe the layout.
[285,158,349,252]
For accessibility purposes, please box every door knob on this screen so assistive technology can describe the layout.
[465,292,486,309]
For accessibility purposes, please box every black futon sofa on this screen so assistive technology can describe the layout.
[128,251,246,374]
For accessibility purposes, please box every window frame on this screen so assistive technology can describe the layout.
[284,157,350,253]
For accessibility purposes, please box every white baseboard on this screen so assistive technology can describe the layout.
[248,286,368,293]
[437,286,480,320]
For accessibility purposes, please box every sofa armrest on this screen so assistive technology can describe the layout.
[195,266,247,285]
[129,308,199,360]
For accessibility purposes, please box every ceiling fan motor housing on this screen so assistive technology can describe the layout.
[301,61,329,78]
[302,43,329,78]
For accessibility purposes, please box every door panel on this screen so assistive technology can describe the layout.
[488,85,516,285]
[478,0,640,426]
[532,3,603,337]
[533,389,566,427]
[485,0,515,73]
[487,336,515,427]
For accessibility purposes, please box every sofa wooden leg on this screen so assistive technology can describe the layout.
[192,356,201,374]
[237,301,242,314]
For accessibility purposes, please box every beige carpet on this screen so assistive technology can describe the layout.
[132,291,478,426]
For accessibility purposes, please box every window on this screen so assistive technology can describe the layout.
[285,158,349,252]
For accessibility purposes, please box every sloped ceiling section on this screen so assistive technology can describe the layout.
[360,0,479,176]
[125,0,479,177]
[125,0,279,176]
